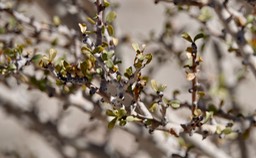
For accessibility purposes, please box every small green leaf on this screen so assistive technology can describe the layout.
[182,32,193,43]
[102,52,108,61]
[86,17,95,25]
[203,111,213,124]
[63,60,69,69]
[117,109,127,118]
[150,80,166,92]
[107,25,114,36]
[193,108,202,116]
[81,46,92,53]
[149,102,158,112]
[132,43,140,52]
[246,15,254,24]
[31,54,43,63]
[197,91,205,98]
[186,72,196,81]
[108,117,117,129]
[124,66,133,78]
[208,104,217,113]
[119,119,127,126]
[151,80,158,92]
[78,23,87,34]
[170,100,180,109]
[126,116,141,122]
[53,16,61,26]
[193,33,205,42]
[104,0,110,7]
[105,59,114,68]
[222,127,232,135]
[92,46,104,54]
[134,61,142,69]
[137,53,144,61]
[216,126,222,135]
[8,63,16,71]
[106,109,116,116]
[49,48,57,62]
[198,7,212,22]
[158,84,167,92]
[173,90,180,97]
[106,11,117,23]
[144,119,152,126]
[51,38,58,46]
[145,53,152,64]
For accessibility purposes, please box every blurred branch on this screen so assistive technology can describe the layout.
[182,133,232,158]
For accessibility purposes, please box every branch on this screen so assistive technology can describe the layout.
[182,133,233,158]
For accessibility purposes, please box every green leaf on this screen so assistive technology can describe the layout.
[31,54,43,63]
[107,25,114,36]
[158,84,167,92]
[119,119,127,126]
[137,53,144,61]
[104,0,110,8]
[117,109,127,118]
[208,104,218,113]
[81,46,92,53]
[124,66,133,78]
[80,61,87,74]
[15,45,24,54]
[78,23,87,34]
[186,72,196,81]
[63,60,69,69]
[198,7,212,22]
[216,126,222,135]
[150,80,166,92]
[51,38,58,46]
[87,17,96,25]
[246,15,254,24]
[149,102,158,112]
[102,53,108,61]
[193,108,202,116]
[126,116,141,122]
[203,111,213,123]
[53,16,61,26]
[197,91,205,98]
[8,63,16,71]
[106,11,117,23]
[151,80,158,92]
[92,46,104,54]
[105,59,114,68]
[222,127,232,135]
[182,32,193,43]
[170,100,180,109]
[49,48,57,62]
[106,109,116,116]
[145,53,152,64]
[134,61,142,69]
[144,119,152,126]
[108,117,117,129]
[132,43,140,52]
[193,33,205,42]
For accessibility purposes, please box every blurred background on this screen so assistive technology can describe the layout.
[0,0,256,158]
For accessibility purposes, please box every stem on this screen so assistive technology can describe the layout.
[191,42,198,115]
[95,0,103,46]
